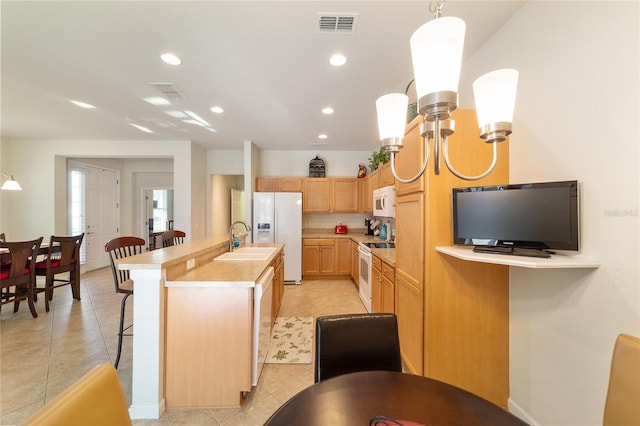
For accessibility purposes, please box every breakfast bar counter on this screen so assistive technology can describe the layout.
[116,235,283,418]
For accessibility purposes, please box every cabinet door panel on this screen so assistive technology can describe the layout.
[332,179,359,213]
[394,116,424,196]
[319,246,335,274]
[303,179,330,212]
[396,272,423,375]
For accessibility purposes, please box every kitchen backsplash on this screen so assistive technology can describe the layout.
[303,213,395,240]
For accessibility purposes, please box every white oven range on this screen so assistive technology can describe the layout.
[358,241,396,313]
[358,242,372,313]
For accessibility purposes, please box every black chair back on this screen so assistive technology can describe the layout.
[315,313,402,383]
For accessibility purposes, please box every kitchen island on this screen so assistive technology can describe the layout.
[116,235,283,419]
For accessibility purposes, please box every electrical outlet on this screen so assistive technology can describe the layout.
[186,258,195,270]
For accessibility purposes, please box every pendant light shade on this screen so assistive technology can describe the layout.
[473,69,519,128]
[410,16,466,99]
[376,93,409,141]
[1,174,22,191]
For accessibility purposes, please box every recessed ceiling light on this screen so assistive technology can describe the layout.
[161,53,182,65]
[185,110,211,127]
[143,97,171,106]
[329,53,347,66]
[70,100,96,109]
[318,134,328,140]
[130,123,153,133]
[165,110,188,118]
[210,106,224,114]
[322,107,334,115]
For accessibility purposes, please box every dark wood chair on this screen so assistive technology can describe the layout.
[34,234,84,312]
[0,237,43,318]
[105,236,145,369]
[161,230,185,247]
[314,313,402,383]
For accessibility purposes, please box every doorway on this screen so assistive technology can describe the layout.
[142,188,174,249]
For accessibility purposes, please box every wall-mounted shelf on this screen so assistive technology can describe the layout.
[436,246,600,269]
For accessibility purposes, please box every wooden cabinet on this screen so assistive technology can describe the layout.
[256,177,279,192]
[303,178,359,213]
[256,177,302,192]
[303,179,331,213]
[377,162,395,187]
[371,255,383,313]
[302,239,335,276]
[279,178,302,192]
[271,249,285,325]
[395,192,424,374]
[394,109,511,407]
[363,172,377,214]
[335,238,352,276]
[372,255,396,314]
[394,116,425,196]
[396,272,423,375]
[332,178,358,212]
[350,240,359,284]
[381,260,395,314]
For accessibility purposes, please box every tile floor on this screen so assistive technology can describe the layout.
[0,267,366,425]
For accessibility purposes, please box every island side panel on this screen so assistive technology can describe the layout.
[165,286,253,408]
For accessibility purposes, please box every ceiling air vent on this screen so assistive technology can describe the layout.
[318,13,359,34]
[149,82,185,99]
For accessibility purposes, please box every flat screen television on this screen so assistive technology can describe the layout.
[452,180,579,257]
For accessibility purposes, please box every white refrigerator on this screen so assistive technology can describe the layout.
[253,192,302,283]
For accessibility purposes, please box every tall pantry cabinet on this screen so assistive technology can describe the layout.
[394,110,510,408]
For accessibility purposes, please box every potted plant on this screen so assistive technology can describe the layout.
[368,148,390,171]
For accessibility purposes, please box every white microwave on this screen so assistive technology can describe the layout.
[373,185,396,218]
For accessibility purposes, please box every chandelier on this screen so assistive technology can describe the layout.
[376,0,519,182]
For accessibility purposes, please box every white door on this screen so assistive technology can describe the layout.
[85,165,120,271]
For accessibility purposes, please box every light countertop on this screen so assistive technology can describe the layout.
[303,228,396,267]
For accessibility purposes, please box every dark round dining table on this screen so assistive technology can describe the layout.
[264,371,528,426]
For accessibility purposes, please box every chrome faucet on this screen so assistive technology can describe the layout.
[229,220,252,251]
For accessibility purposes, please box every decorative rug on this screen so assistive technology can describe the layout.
[266,316,314,364]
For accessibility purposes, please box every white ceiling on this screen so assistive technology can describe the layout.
[1,1,525,152]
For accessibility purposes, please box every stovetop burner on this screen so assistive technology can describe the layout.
[361,242,395,249]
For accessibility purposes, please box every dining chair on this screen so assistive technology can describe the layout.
[34,233,84,312]
[603,333,640,426]
[161,229,186,247]
[314,313,402,383]
[0,237,43,318]
[22,363,132,426]
[105,236,145,369]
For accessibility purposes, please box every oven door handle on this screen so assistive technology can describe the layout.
[358,247,372,258]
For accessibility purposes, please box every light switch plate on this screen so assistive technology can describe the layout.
[186,258,195,270]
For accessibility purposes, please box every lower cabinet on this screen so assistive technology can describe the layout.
[396,271,423,375]
[381,260,395,314]
[302,239,335,276]
[372,255,395,314]
[335,238,351,276]
[272,250,285,326]
[302,238,353,279]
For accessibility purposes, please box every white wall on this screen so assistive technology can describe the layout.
[0,139,195,241]
[258,150,371,177]
[463,2,639,425]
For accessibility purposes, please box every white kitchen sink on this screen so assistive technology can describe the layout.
[214,247,277,261]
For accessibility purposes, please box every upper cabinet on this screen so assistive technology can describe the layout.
[256,177,303,192]
[377,162,395,188]
[302,178,359,213]
[394,116,425,196]
[332,178,359,213]
[303,179,331,212]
